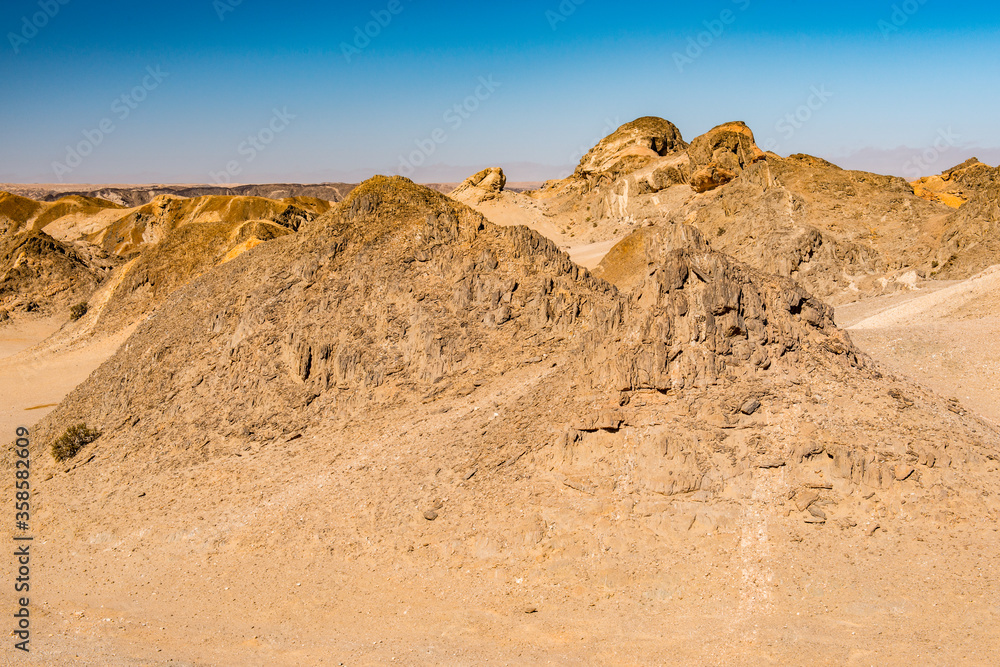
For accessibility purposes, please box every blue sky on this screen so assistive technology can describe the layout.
[1,0,998,184]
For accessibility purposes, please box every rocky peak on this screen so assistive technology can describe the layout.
[687,121,767,193]
[912,158,999,210]
[573,117,688,189]
[449,167,507,205]
[943,157,988,177]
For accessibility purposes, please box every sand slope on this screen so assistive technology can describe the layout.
[841,266,1000,423]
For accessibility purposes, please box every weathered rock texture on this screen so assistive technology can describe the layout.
[0,231,118,315]
[687,121,767,193]
[35,178,995,537]
[455,118,1000,304]
[592,223,710,289]
[931,160,1000,279]
[449,167,507,204]
[0,189,330,325]
[911,158,996,208]
[573,116,688,190]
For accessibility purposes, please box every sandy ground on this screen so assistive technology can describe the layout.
[0,317,63,359]
[456,190,638,269]
[567,239,619,269]
[0,320,130,435]
[3,262,998,665]
[17,521,1000,666]
[837,267,1000,425]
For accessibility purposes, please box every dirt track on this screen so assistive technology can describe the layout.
[838,267,1000,424]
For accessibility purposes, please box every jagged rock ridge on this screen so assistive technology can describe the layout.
[450,117,1000,303]
[37,177,864,446]
[35,179,991,540]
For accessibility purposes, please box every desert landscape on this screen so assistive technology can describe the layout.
[1,114,999,665]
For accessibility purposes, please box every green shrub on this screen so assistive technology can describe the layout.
[51,423,101,462]
[70,302,89,320]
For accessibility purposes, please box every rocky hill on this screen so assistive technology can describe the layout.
[0,193,123,318]
[79,194,328,258]
[663,153,953,303]
[453,119,1000,305]
[0,191,125,236]
[911,157,998,208]
[687,120,767,192]
[448,167,507,204]
[39,176,868,444]
[0,189,331,328]
[86,196,328,335]
[22,177,1000,663]
[929,160,1000,280]
[572,116,689,190]
[0,230,119,317]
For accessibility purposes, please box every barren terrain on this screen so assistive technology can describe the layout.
[838,267,1000,425]
[3,118,1000,665]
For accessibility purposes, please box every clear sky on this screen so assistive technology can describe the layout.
[1,0,998,184]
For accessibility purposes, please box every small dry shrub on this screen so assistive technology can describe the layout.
[51,423,101,462]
